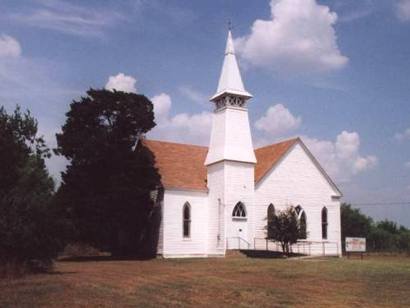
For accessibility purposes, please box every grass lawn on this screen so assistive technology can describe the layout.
[1,253,409,307]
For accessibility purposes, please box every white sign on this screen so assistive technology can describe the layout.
[345,237,366,252]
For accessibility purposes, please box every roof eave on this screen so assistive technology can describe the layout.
[210,89,253,102]
[254,138,299,187]
[296,139,343,197]
[163,185,208,193]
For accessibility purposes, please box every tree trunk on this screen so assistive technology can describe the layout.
[285,243,290,256]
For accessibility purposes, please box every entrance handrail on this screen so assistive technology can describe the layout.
[227,236,251,250]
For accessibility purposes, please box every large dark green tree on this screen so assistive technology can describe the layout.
[55,89,161,257]
[0,106,63,271]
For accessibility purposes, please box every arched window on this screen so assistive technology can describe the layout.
[295,205,307,239]
[321,207,328,239]
[295,205,302,215]
[267,203,275,222]
[232,202,246,220]
[299,211,307,239]
[267,204,276,238]
[183,202,191,238]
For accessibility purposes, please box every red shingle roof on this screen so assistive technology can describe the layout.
[144,138,298,192]
[143,140,208,192]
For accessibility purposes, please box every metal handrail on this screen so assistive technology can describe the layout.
[253,237,339,256]
[227,236,251,250]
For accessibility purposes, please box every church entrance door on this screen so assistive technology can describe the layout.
[228,220,248,249]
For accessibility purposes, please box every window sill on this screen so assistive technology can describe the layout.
[232,217,247,221]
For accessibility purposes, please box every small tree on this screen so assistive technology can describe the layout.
[267,206,305,255]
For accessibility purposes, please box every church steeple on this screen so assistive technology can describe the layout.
[210,30,252,108]
[205,30,256,166]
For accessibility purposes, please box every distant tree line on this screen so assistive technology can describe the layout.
[341,203,410,252]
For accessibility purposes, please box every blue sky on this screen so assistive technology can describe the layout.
[0,0,409,226]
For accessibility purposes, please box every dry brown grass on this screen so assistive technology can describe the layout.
[0,254,409,307]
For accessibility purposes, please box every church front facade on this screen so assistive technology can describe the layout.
[146,31,342,258]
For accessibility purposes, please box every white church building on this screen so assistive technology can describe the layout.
[146,31,342,258]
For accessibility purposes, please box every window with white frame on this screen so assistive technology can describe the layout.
[267,203,276,237]
[295,205,307,239]
[232,202,246,220]
[183,202,191,238]
[322,207,328,240]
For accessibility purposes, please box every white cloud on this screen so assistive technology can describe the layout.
[303,131,377,182]
[9,0,124,37]
[149,93,212,145]
[0,34,21,58]
[396,0,410,22]
[179,86,207,104]
[105,73,137,93]
[394,128,410,141]
[235,0,348,73]
[335,130,360,159]
[405,161,410,168]
[255,104,301,137]
[151,93,172,122]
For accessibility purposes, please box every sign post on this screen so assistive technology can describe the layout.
[345,237,366,259]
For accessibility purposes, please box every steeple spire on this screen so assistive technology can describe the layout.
[210,30,252,103]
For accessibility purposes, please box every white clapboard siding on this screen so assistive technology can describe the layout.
[254,143,342,256]
[161,189,213,258]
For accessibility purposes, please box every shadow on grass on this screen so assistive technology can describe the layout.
[0,265,78,279]
[58,255,155,263]
[240,250,306,259]
[46,270,78,275]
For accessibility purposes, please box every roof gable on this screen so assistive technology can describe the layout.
[297,139,342,197]
[254,138,342,197]
[254,138,299,183]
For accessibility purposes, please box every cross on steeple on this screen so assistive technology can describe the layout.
[227,19,233,31]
